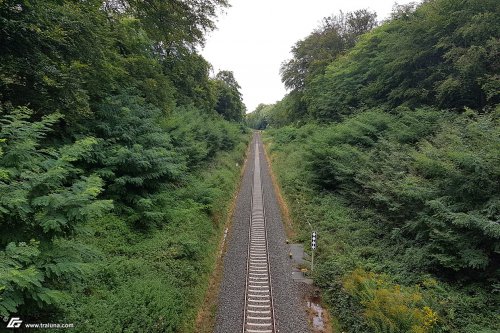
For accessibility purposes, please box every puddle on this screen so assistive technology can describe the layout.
[307,296,326,331]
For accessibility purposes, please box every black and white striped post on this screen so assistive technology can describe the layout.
[311,231,317,272]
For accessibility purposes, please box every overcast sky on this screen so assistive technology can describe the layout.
[201,0,419,113]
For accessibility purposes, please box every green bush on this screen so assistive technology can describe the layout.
[63,125,250,332]
[264,107,500,331]
[343,269,439,333]
[304,108,500,276]
[0,107,112,317]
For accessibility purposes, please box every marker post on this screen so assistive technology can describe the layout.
[311,231,317,272]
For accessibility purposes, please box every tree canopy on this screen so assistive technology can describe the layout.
[250,0,499,127]
[280,9,377,92]
[214,70,246,122]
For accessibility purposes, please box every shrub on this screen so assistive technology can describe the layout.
[0,107,112,317]
[343,269,438,333]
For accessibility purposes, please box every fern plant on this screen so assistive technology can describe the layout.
[0,107,112,317]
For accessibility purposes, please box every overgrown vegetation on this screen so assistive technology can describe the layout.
[265,109,499,332]
[65,120,249,332]
[261,0,499,331]
[0,0,249,330]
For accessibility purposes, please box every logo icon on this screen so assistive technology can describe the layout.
[6,317,22,328]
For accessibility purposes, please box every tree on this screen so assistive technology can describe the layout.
[246,104,271,129]
[122,0,229,51]
[280,9,377,92]
[306,0,500,121]
[214,71,245,122]
[0,0,115,123]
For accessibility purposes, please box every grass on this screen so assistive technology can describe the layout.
[194,139,252,333]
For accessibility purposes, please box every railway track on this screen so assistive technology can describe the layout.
[242,142,276,333]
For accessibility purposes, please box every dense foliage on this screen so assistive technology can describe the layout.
[260,0,499,331]
[265,107,499,332]
[280,9,377,93]
[248,9,378,128]
[306,0,499,121]
[248,0,499,125]
[246,103,273,130]
[0,0,249,330]
[213,70,246,121]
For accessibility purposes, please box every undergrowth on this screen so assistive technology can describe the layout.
[62,121,250,332]
[263,107,499,332]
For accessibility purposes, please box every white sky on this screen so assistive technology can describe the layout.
[201,0,419,113]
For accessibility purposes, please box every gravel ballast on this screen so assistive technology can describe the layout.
[214,133,310,333]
